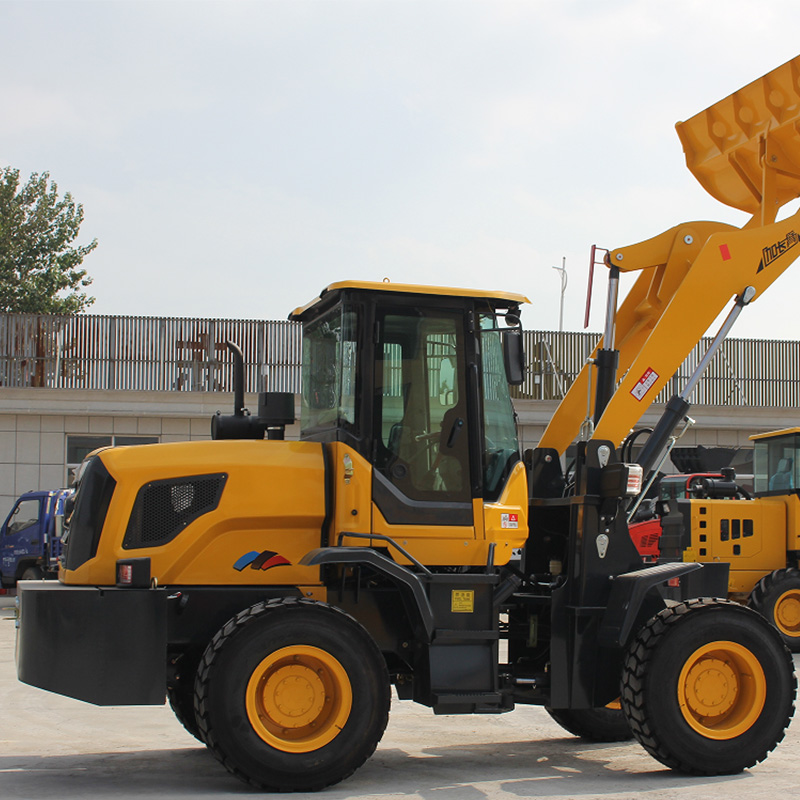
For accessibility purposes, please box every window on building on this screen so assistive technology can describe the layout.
[66,435,159,484]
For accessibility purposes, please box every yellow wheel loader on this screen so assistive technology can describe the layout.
[656,427,800,652]
[15,55,800,792]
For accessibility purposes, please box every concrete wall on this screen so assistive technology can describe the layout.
[514,400,800,453]
[0,388,301,522]
[2,386,799,522]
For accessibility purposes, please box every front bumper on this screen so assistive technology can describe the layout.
[16,581,167,705]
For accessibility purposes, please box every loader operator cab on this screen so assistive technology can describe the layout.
[291,281,528,527]
[752,428,800,495]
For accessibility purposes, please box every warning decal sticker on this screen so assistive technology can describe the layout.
[451,590,475,613]
[501,513,519,529]
[631,367,659,401]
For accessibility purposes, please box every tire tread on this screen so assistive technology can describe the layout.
[194,597,390,792]
[620,598,795,774]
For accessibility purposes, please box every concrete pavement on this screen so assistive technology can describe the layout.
[2,596,799,800]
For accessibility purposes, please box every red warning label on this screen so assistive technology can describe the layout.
[631,367,659,401]
[501,513,519,529]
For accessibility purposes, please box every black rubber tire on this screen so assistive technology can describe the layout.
[21,566,45,580]
[168,683,203,742]
[748,568,800,652]
[621,598,796,775]
[194,597,390,792]
[546,705,633,742]
[167,651,204,741]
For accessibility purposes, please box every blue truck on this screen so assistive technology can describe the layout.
[1,489,73,591]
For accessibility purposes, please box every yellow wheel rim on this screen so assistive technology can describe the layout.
[245,645,352,753]
[677,640,766,740]
[605,698,622,711]
[773,589,800,638]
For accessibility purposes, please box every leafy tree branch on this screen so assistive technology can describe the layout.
[0,167,97,313]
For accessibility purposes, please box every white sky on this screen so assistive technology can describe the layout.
[3,0,800,339]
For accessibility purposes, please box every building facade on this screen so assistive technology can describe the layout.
[1,312,799,521]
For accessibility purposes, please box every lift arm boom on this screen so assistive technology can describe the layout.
[540,54,800,455]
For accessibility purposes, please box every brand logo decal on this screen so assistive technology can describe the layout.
[234,550,292,571]
[758,231,799,273]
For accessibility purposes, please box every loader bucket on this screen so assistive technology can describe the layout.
[677,55,800,215]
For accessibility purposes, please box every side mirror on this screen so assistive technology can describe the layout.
[503,329,525,386]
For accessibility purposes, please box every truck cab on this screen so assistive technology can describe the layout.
[1,489,72,588]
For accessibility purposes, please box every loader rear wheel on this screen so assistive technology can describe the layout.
[167,650,204,741]
[168,683,203,742]
[194,598,390,792]
[621,598,795,774]
[748,568,800,652]
[545,702,633,742]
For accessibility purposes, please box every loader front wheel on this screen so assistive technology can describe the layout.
[194,598,390,792]
[621,598,795,774]
[545,702,633,742]
[748,568,800,652]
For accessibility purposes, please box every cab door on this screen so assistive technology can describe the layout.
[370,305,479,565]
[2,497,44,576]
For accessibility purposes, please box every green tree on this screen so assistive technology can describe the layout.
[0,167,97,313]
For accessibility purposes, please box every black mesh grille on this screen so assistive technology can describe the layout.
[123,473,227,549]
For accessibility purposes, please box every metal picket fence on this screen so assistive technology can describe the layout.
[1,313,798,407]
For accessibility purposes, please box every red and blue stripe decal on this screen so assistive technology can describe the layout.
[233,550,292,572]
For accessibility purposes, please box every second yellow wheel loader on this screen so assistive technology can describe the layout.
[654,427,800,651]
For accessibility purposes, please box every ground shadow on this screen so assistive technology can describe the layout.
[0,734,751,800]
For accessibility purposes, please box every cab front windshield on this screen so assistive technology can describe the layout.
[300,305,358,437]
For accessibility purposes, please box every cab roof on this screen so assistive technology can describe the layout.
[750,428,800,441]
[289,280,530,321]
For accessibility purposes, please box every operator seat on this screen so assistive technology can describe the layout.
[769,458,794,491]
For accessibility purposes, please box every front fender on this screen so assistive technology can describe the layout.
[598,561,729,648]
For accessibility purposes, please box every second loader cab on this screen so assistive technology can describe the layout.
[289,281,529,568]
[753,429,800,495]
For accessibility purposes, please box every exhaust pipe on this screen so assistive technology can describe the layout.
[211,342,295,440]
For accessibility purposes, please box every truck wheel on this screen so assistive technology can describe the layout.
[546,702,633,742]
[194,597,390,792]
[21,566,45,580]
[748,568,800,652]
[621,598,795,774]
